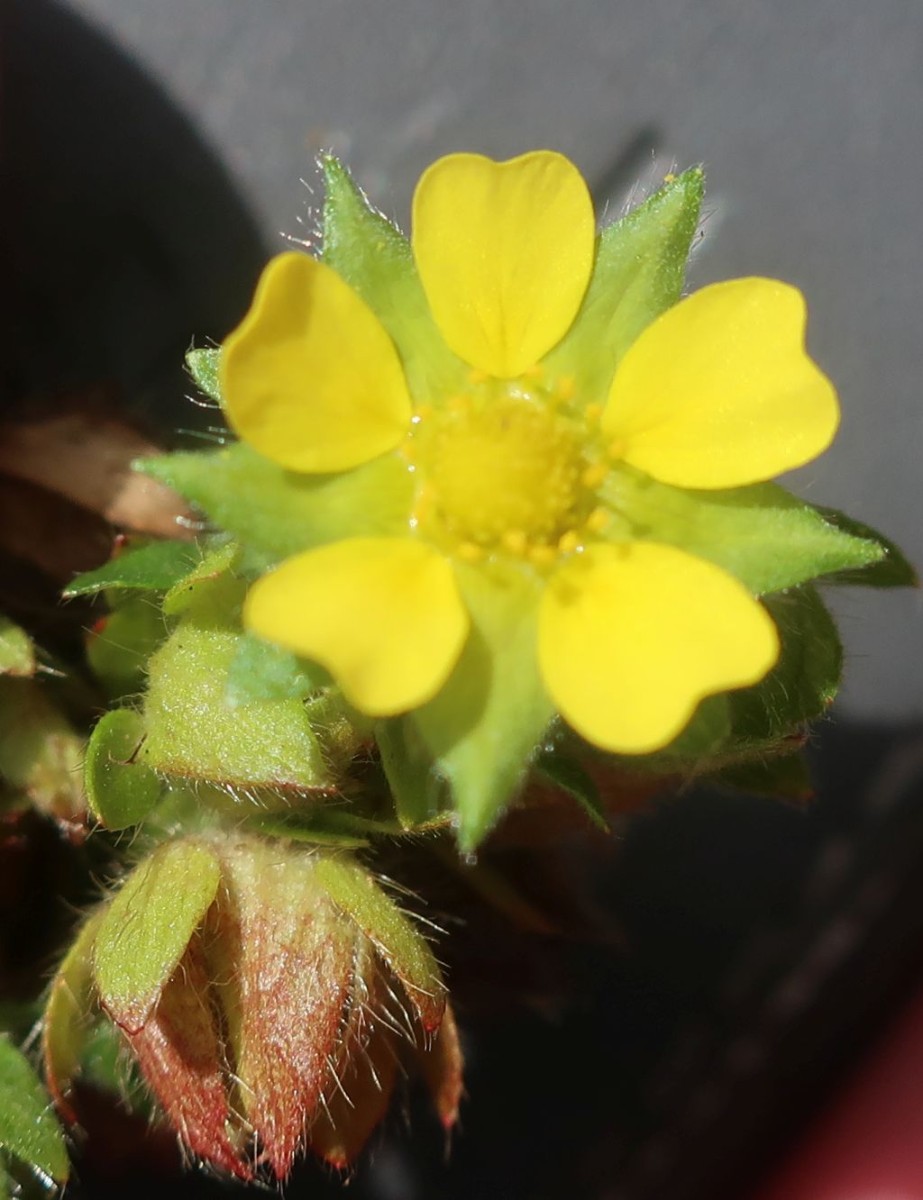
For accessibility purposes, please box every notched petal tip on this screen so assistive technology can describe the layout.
[539,542,779,753]
[222,252,412,473]
[412,150,595,377]
[244,538,469,717]
[604,277,840,489]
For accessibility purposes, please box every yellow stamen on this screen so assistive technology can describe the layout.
[457,541,485,564]
[502,530,528,556]
[584,402,603,425]
[581,462,608,489]
[607,437,627,461]
[558,530,582,555]
[529,543,557,568]
[585,507,610,534]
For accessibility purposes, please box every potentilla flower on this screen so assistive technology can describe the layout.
[222,151,838,755]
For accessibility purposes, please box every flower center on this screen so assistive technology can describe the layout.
[408,380,611,565]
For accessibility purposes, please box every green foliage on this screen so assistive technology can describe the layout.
[65,540,200,598]
[0,618,35,678]
[0,1038,69,1185]
[225,632,328,707]
[605,469,886,595]
[186,347,222,403]
[140,445,412,571]
[162,539,238,615]
[141,574,332,793]
[0,679,84,822]
[813,507,918,587]
[545,167,704,399]
[94,840,221,1033]
[315,855,445,1030]
[321,155,467,400]
[409,560,553,851]
[84,709,161,829]
[86,595,167,700]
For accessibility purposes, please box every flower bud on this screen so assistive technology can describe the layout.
[43,833,461,1180]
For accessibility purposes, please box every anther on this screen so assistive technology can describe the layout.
[557,530,582,555]
[502,530,528,556]
[585,507,610,534]
[529,543,557,568]
[583,403,603,425]
[581,463,608,489]
[457,541,486,564]
[554,376,576,401]
[607,437,627,461]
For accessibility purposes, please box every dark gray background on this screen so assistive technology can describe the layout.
[55,0,923,725]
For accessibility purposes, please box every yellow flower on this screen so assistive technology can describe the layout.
[222,151,838,755]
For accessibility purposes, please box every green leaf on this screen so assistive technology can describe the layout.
[140,444,412,570]
[812,506,918,588]
[42,912,105,1120]
[86,595,167,700]
[315,855,446,1032]
[0,1038,69,1183]
[606,468,886,594]
[728,585,842,746]
[64,540,200,598]
[141,574,333,792]
[376,716,445,829]
[535,745,608,831]
[93,840,221,1033]
[186,347,222,403]
[162,538,238,615]
[321,155,467,400]
[84,709,162,829]
[0,618,35,678]
[545,167,704,399]
[225,631,328,707]
[411,560,554,852]
[716,751,814,803]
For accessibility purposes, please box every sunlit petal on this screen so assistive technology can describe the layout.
[412,151,594,377]
[244,538,469,716]
[223,253,412,472]
[603,278,839,488]
[539,541,779,752]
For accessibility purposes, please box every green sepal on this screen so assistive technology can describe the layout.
[162,539,238,616]
[410,560,553,852]
[43,912,105,1120]
[186,347,222,403]
[811,507,918,588]
[545,166,704,399]
[727,585,841,748]
[225,631,328,707]
[64,540,200,598]
[0,1038,69,1184]
[534,742,608,832]
[140,574,332,793]
[607,468,886,595]
[84,709,162,829]
[93,840,221,1034]
[139,444,412,571]
[376,716,446,830]
[715,750,814,804]
[0,618,35,678]
[321,155,467,401]
[315,855,446,1032]
[86,596,167,700]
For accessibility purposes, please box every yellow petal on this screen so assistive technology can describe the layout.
[244,538,469,716]
[538,542,778,753]
[222,253,412,472]
[603,278,839,488]
[412,151,595,377]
